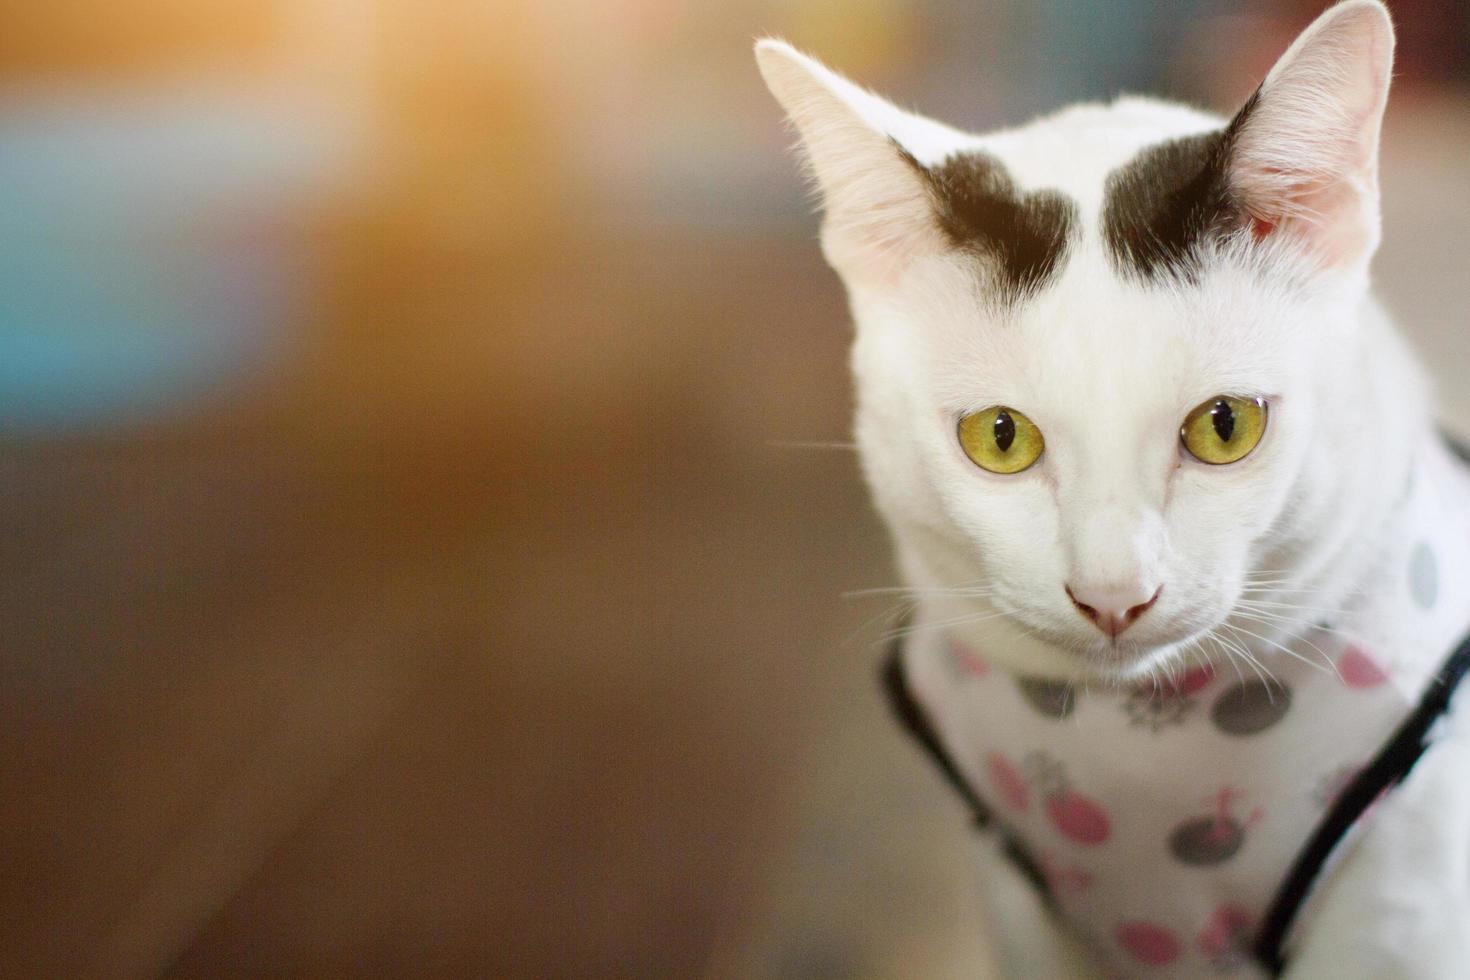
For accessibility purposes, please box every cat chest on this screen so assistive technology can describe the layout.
[904,632,1414,976]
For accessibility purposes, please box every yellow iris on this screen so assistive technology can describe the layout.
[958,406,1045,474]
[1180,396,1267,465]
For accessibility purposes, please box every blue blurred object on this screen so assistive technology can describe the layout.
[0,85,353,432]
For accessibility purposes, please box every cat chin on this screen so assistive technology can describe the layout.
[1003,607,1223,682]
[1080,641,1193,684]
[1059,606,1238,682]
[977,616,1202,684]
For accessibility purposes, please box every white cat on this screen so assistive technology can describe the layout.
[756,2,1470,977]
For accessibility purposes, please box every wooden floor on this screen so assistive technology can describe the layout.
[3,102,1467,979]
[0,235,991,978]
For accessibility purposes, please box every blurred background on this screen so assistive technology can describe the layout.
[2,1,1467,976]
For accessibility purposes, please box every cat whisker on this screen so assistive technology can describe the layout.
[1205,631,1249,689]
[1236,594,1357,613]
[1238,583,1372,599]
[1231,603,1368,647]
[766,440,859,452]
[1185,637,1224,689]
[843,583,996,600]
[1235,601,1352,621]
[1226,614,1341,680]
[1211,629,1259,683]
[878,607,1015,644]
[842,597,920,649]
[1216,624,1282,690]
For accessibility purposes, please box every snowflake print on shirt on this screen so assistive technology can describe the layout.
[1123,664,1215,732]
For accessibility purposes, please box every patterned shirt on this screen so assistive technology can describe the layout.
[900,436,1470,976]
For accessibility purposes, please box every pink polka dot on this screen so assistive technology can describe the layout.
[1116,921,1182,966]
[1196,904,1253,960]
[949,640,991,677]
[1133,664,1214,699]
[1047,792,1111,845]
[1339,646,1389,688]
[1176,664,1216,696]
[986,752,1029,811]
[1039,852,1094,894]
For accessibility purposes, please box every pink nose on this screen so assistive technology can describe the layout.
[1066,584,1162,638]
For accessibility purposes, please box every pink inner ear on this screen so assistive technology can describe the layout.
[1234,164,1375,266]
[1224,2,1393,270]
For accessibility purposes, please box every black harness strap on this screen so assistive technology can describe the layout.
[882,424,1470,973]
[1256,430,1470,971]
[880,642,1055,903]
[880,646,993,828]
[1253,630,1470,974]
[880,631,1470,974]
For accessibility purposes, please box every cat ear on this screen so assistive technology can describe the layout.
[754,39,946,283]
[1226,0,1395,269]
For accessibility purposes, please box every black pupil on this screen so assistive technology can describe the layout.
[1211,400,1235,442]
[994,411,1016,452]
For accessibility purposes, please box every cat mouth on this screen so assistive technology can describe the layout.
[1050,618,1208,678]
[1083,639,1179,676]
[989,593,1213,677]
[1075,616,1230,680]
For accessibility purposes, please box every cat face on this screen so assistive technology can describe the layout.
[759,2,1400,677]
[860,235,1332,674]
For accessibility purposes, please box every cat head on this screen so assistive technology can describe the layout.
[757,2,1407,678]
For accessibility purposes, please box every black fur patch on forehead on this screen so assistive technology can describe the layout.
[898,146,1076,302]
[1102,91,1260,281]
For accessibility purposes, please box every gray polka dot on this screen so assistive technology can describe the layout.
[1410,541,1438,610]
[1169,815,1245,865]
[1017,677,1076,719]
[1211,679,1291,736]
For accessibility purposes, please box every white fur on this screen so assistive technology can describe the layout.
[753,42,953,282]
[1234,0,1394,264]
[758,2,1470,975]
[755,2,1414,682]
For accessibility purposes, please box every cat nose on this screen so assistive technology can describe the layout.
[1065,583,1162,638]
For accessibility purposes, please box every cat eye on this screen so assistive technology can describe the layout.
[1180,396,1268,465]
[958,406,1045,474]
